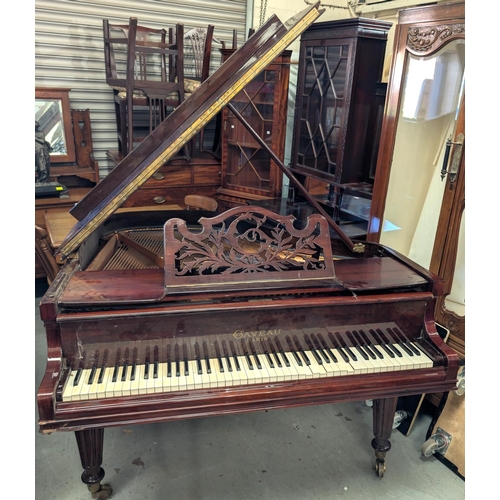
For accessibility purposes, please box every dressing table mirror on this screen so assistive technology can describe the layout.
[35,88,76,164]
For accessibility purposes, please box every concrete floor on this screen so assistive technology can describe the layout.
[35,280,465,500]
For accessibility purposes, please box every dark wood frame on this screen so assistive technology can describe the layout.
[35,87,76,164]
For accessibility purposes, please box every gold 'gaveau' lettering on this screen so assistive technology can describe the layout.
[232,329,281,339]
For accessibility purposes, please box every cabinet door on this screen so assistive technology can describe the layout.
[294,41,350,181]
[223,66,280,195]
[367,3,465,348]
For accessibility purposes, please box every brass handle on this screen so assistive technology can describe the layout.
[153,196,166,204]
[152,172,165,180]
[440,133,464,187]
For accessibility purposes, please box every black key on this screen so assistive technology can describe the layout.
[194,343,203,374]
[286,336,302,366]
[215,341,224,372]
[387,328,414,356]
[249,341,262,369]
[335,332,357,362]
[393,328,421,356]
[97,365,106,384]
[245,353,254,370]
[274,338,290,367]
[317,333,338,363]
[217,356,224,372]
[121,363,128,382]
[369,329,395,358]
[264,351,275,369]
[74,368,83,386]
[203,341,212,374]
[328,332,349,363]
[88,365,97,385]
[253,353,262,370]
[154,361,159,379]
[222,341,233,372]
[112,365,119,383]
[293,335,310,365]
[304,334,323,364]
[167,359,172,377]
[175,359,181,377]
[229,341,241,371]
[182,345,189,375]
[346,331,369,360]
[144,361,150,380]
[267,339,282,367]
[351,330,378,359]
[310,333,330,363]
[377,329,402,357]
[130,363,136,381]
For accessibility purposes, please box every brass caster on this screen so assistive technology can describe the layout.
[375,459,386,478]
[88,483,113,499]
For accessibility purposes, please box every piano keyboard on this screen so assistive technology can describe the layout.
[60,324,434,402]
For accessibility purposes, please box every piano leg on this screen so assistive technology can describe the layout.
[75,428,113,499]
[371,397,398,477]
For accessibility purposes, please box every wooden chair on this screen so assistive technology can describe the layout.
[35,226,60,284]
[103,18,186,158]
[183,26,230,158]
[184,195,218,211]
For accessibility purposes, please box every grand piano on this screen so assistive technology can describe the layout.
[36,4,459,499]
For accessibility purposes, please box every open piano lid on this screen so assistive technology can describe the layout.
[56,3,325,262]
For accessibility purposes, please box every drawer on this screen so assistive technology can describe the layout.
[122,187,218,208]
[141,163,221,189]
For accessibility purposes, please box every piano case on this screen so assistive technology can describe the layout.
[36,4,459,498]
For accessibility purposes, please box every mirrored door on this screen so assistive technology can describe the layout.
[367,3,465,351]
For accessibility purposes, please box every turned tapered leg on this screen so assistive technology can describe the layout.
[75,428,113,499]
[371,397,398,477]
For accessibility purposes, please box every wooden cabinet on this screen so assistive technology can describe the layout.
[289,18,391,222]
[218,50,291,209]
[367,1,465,355]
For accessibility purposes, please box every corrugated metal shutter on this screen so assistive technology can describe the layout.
[35,0,249,176]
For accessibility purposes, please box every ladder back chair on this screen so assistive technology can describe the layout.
[103,18,186,158]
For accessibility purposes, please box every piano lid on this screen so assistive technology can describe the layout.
[56,3,325,261]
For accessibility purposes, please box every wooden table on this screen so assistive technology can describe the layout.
[44,205,183,249]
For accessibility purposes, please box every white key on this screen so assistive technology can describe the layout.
[129,364,141,395]
[303,351,328,378]
[278,351,298,380]
[61,369,79,402]
[237,355,257,384]
[154,362,164,393]
[229,356,247,386]
[261,352,281,382]
[88,366,105,398]
[287,352,310,380]
[409,343,434,368]
[161,362,174,393]
[121,364,133,396]
[78,368,93,400]
[189,360,205,389]
[99,367,115,399]
[328,348,355,376]
[254,354,272,383]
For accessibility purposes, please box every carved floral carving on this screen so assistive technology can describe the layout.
[407,23,465,54]
[164,206,337,292]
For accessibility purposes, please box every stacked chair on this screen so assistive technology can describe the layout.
[103,17,237,160]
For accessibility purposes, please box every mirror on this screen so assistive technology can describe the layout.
[378,40,465,269]
[35,88,76,164]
